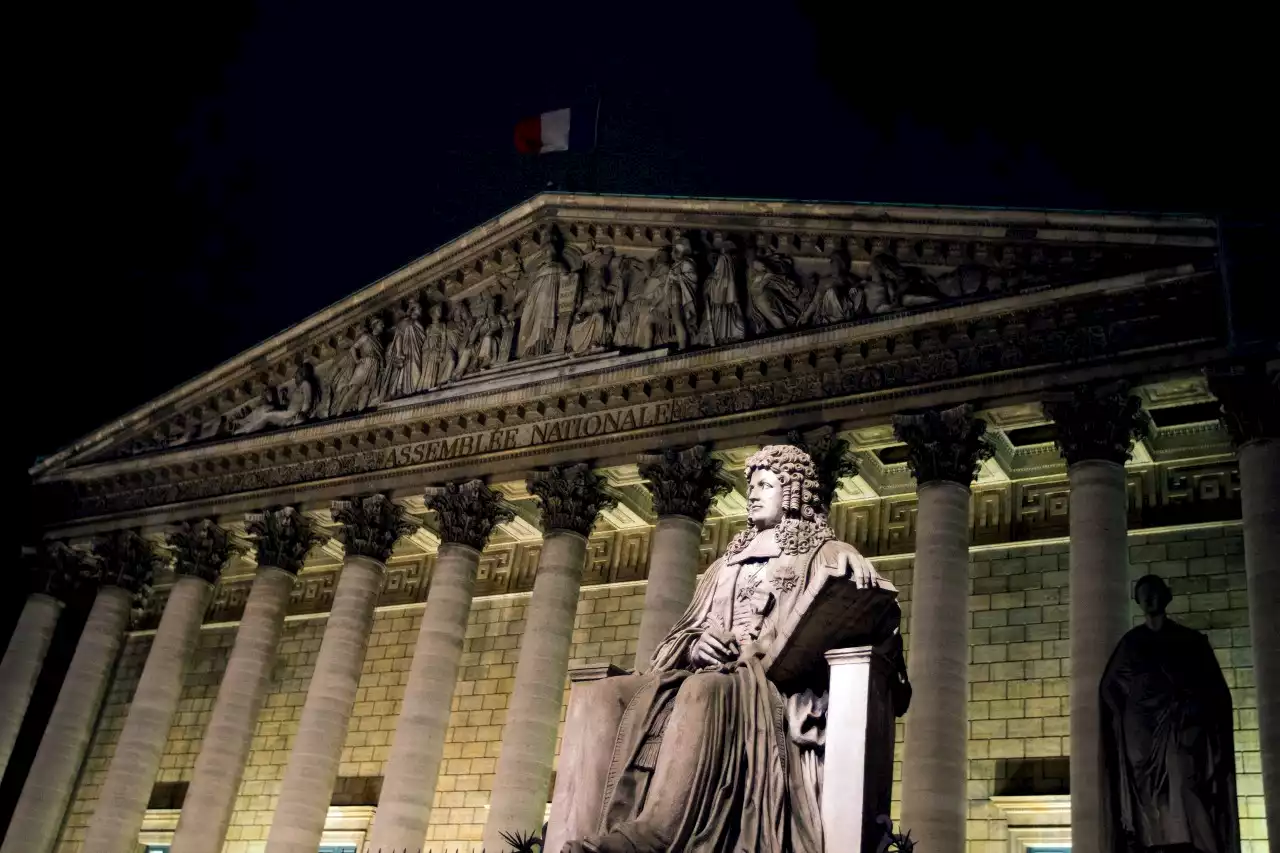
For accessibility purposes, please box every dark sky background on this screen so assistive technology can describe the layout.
[11,3,1273,534]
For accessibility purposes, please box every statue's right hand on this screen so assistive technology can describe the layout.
[690,627,739,668]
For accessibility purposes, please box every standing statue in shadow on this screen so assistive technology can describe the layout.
[1100,574,1240,853]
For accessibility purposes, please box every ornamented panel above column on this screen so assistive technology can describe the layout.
[528,463,616,537]
[331,493,417,563]
[636,445,730,522]
[1206,361,1280,445]
[891,404,995,487]
[30,541,87,603]
[424,479,514,550]
[245,507,326,575]
[91,530,162,597]
[168,519,240,584]
[1044,381,1151,466]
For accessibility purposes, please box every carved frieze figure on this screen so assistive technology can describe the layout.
[1101,574,1239,853]
[382,299,427,399]
[800,251,857,326]
[454,291,506,379]
[517,249,577,358]
[232,363,318,435]
[419,299,453,391]
[569,243,624,354]
[329,316,386,416]
[867,254,939,311]
[614,248,668,350]
[696,240,745,346]
[563,445,910,853]
[746,249,805,333]
[657,238,699,350]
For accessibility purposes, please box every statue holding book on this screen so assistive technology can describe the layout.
[559,445,911,853]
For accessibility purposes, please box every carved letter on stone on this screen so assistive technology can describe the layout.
[331,494,417,563]
[637,445,731,522]
[246,507,326,575]
[168,519,240,585]
[891,403,995,487]
[1043,381,1151,466]
[424,480,514,550]
[527,464,617,537]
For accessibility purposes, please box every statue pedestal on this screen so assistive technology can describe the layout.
[823,645,897,853]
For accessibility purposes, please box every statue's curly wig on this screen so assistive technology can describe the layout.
[726,444,834,557]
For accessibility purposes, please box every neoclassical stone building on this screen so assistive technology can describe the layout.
[5,194,1276,853]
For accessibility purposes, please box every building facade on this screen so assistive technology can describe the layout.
[7,194,1276,852]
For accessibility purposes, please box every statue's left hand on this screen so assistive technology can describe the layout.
[836,551,882,589]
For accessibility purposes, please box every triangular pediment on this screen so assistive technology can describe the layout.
[33,193,1217,495]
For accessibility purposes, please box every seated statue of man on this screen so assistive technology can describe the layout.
[564,445,910,853]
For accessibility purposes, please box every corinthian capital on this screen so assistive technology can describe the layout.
[1206,361,1280,446]
[637,445,730,522]
[891,404,994,487]
[528,463,617,537]
[246,507,326,575]
[91,530,162,596]
[168,519,240,584]
[1043,381,1151,466]
[425,480,514,550]
[784,426,859,511]
[31,541,87,602]
[331,493,417,563]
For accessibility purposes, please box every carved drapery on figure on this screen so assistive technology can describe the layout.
[1043,381,1151,466]
[527,463,616,537]
[891,404,994,487]
[168,520,239,585]
[331,493,417,563]
[637,445,731,521]
[91,530,161,598]
[30,541,86,602]
[695,240,745,347]
[327,317,386,417]
[245,507,325,575]
[424,480,514,550]
[1206,360,1280,445]
[382,300,428,399]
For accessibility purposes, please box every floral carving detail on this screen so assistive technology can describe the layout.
[425,479,514,550]
[30,541,88,602]
[1043,381,1151,466]
[637,445,731,521]
[91,530,162,600]
[784,426,859,510]
[331,493,417,563]
[891,404,995,486]
[246,507,326,575]
[528,464,616,537]
[168,519,240,584]
[1206,361,1280,446]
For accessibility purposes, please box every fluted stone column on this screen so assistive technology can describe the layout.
[483,464,615,851]
[171,508,322,853]
[1045,383,1150,853]
[634,446,729,669]
[2,531,158,853]
[266,494,413,853]
[1210,363,1280,843]
[367,481,512,853]
[0,543,79,778]
[891,405,992,853]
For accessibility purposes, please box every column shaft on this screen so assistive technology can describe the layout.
[0,593,64,777]
[366,543,480,852]
[898,481,970,853]
[265,556,384,853]
[1240,438,1280,843]
[2,586,133,853]
[171,567,295,853]
[483,531,587,850]
[634,515,702,669]
[1066,460,1131,852]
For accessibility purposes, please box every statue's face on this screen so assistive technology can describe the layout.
[747,468,784,529]
[1135,580,1169,616]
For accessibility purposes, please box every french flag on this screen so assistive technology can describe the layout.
[514,104,596,154]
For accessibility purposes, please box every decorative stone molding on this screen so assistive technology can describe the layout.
[331,493,417,563]
[1043,381,1151,466]
[527,464,616,537]
[30,541,86,602]
[424,479,514,550]
[90,529,161,596]
[168,519,239,584]
[636,445,730,521]
[891,404,995,487]
[784,426,859,511]
[245,507,325,575]
[1206,361,1280,446]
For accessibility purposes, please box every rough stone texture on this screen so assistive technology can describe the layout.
[899,480,971,853]
[633,515,703,669]
[0,593,64,778]
[170,566,296,853]
[366,543,480,852]
[82,575,213,853]
[4,585,132,853]
[265,555,385,853]
[1065,460,1131,853]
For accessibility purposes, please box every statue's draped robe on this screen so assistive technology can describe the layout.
[520,260,563,357]
[575,531,885,853]
[382,316,425,398]
[1100,621,1239,853]
[697,252,744,347]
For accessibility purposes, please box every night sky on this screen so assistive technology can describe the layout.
[11,3,1272,535]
